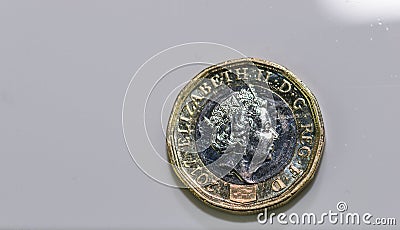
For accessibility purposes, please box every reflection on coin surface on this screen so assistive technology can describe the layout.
[167,58,324,213]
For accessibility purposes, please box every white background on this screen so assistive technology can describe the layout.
[1,1,399,229]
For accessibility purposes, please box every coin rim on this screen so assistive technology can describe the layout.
[166,57,325,214]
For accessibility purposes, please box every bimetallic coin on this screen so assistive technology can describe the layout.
[167,58,324,213]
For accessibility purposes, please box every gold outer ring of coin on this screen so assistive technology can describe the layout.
[166,58,325,214]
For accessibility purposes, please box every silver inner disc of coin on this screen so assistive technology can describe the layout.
[195,80,297,184]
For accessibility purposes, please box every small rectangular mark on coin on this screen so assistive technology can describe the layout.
[229,184,257,203]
